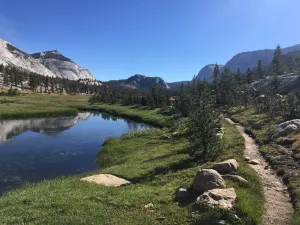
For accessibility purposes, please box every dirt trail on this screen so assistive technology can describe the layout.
[225,118,293,225]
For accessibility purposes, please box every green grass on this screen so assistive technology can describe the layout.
[77,103,168,127]
[0,118,264,225]
[0,95,168,128]
[0,94,89,119]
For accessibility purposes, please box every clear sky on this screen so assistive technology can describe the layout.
[0,0,299,82]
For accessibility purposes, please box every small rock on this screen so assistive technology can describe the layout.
[192,169,226,194]
[172,132,180,137]
[213,159,239,175]
[218,220,226,225]
[245,157,251,162]
[249,159,260,165]
[264,165,269,170]
[160,134,171,140]
[156,217,166,221]
[144,203,154,209]
[175,188,190,202]
[222,175,247,183]
[197,188,237,210]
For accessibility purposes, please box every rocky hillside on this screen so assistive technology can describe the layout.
[31,51,95,80]
[107,74,170,91]
[197,44,300,81]
[0,38,95,81]
[167,81,189,92]
[196,64,224,81]
[252,73,300,94]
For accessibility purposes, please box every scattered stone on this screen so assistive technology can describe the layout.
[156,217,166,221]
[80,174,131,187]
[216,132,224,139]
[172,132,180,137]
[264,165,269,170]
[197,188,237,210]
[213,159,239,175]
[192,169,226,194]
[276,119,300,137]
[245,156,251,162]
[160,134,171,140]
[144,203,154,209]
[175,188,190,202]
[249,159,260,165]
[218,220,226,225]
[222,175,247,183]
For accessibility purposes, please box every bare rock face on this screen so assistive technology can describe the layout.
[213,159,239,175]
[192,169,226,194]
[197,188,237,210]
[0,38,56,77]
[275,119,300,137]
[31,51,95,80]
[0,38,95,81]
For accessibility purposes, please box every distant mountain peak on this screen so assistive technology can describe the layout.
[107,74,170,91]
[196,64,224,81]
[196,44,300,82]
[0,37,96,80]
[31,50,72,63]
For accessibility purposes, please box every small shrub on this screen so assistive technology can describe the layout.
[277,168,286,176]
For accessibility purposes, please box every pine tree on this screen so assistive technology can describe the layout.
[272,44,282,75]
[257,59,264,79]
[213,63,220,104]
[187,81,222,161]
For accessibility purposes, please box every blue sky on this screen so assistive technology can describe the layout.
[0,0,299,82]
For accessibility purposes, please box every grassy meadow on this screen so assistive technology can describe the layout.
[0,114,264,224]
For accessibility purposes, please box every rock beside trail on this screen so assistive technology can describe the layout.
[222,175,247,183]
[249,159,260,165]
[192,169,226,194]
[197,188,237,210]
[276,119,300,137]
[80,174,131,187]
[213,159,239,175]
[245,156,251,162]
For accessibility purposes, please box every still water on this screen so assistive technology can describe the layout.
[0,112,150,195]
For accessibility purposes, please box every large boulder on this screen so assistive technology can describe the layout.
[213,159,239,175]
[276,119,300,137]
[80,174,131,187]
[192,169,226,194]
[197,188,237,210]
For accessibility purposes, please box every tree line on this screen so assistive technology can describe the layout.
[0,64,101,95]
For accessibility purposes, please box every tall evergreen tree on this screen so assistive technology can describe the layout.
[272,44,282,75]
[257,59,264,79]
[213,63,220,104]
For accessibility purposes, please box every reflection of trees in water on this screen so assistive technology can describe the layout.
[101,113,111,120]
[126,120,139,131]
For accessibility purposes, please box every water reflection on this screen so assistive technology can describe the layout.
[0,113,150,195]
[0,113,92,143]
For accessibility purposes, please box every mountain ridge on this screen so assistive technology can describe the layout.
[196,44,300,81]
[0,38,95,81]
